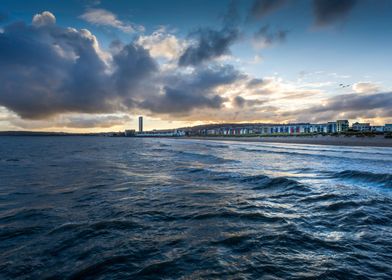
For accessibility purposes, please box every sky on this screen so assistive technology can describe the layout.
[0,0,391,132]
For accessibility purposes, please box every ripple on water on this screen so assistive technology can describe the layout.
[0,137,391,279]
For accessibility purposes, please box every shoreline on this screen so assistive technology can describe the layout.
[183,135,392,148]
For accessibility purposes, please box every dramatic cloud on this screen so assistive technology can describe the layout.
[32,10,56,27]
[247,78,267,88]
[0,11,156,119]
[1,8,389,130]
[318,92,392,112]
[313,0,358,27]
[140,64,244,114]
[178,27,239,66]
[112,43,158,97]
[4,112,131,130]
[249,0,287,19]
[0,11,249,124]
[178,1,240,66]
[288,92,392,122]
[137,28,185,60]
[352,82,380,94]
[253,25,288,48]
[80,8,142,33]
[233,96,266,108]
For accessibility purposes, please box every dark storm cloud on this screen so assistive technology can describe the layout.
[254,25,288,47]
[234,96,246,107]
[0,19,107,119]
[178,27,239,67]
[178,1,240,66]
[0,11,157,119]
[249,0,288,19]
[247,78,274,90]
[233,96,265,108]
[142,87,226,114]
[311,92,392,113]
[112,43,158,95]
[289,92,392,122]
[140,64,243,114]
[312,0,358,26]
[247,78,265,88]
[0,11,249,121]
[0,10,249,121]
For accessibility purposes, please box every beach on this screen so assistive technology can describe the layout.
[186,135,392,147]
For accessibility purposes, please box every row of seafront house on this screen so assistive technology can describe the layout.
[195,120,392,136]
[125,117,392,137]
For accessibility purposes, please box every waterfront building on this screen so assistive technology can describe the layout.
[181,120,390,137]
[136,129,185,137]
[371,126,385,132]
[336,120,349,132]
[385,124,392,132]
[125,129,136,137]
[352,122,371,131]
[326,122,337,133]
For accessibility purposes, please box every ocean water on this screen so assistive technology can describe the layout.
[0,136,392,279]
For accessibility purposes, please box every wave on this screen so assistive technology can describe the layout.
[67,254,138,279]
[298,193,341,203]
[151,148,171,152]
[0,226,44,240]
[0,208,53,224]
[190,210,287,223]
[48,220,144,235]
[178,166,310,193]
[159,143,170,147]
[177,167,237,177]
[5,158,20,162]
[175,151,238,164]
[334,170,392,187]
[205,144,229,149]
[251,144,392,156]
[238,147,392,163]
[239,174,309,192]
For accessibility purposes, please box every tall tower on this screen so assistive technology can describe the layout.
[138,116,143,132]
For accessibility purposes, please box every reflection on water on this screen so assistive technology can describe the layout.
[0,137,392,279]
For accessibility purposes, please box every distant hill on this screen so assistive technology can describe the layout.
[0,131,119,136]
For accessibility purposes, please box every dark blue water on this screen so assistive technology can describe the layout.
[1,137,392,279]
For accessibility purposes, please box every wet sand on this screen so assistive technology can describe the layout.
[185,135,392,147]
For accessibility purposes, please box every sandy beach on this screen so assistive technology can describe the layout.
[185,135,392,148]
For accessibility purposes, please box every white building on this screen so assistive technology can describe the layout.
[352,122,371,131]
[385,124,392,132]
[371,126,385,132]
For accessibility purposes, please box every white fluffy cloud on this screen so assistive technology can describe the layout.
[32,11,56,27]
[352,82,380,94]
[137,28,186,60]
[80,8,143,33]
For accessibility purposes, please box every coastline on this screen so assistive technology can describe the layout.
[184,135,392,148]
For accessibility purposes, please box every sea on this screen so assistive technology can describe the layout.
[0,136,392,279]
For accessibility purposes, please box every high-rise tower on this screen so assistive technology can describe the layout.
[138,116,143,132]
